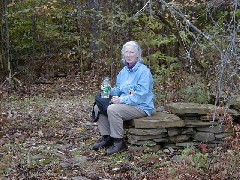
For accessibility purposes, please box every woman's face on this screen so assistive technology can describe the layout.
[124,45,138,65]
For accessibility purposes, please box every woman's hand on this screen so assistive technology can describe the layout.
[111,96,120,104]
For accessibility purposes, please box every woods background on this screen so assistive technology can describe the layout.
[0,0,239,105]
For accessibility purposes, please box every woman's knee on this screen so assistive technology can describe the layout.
[107,104,119,114]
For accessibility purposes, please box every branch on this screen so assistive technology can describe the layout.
[157,0,223,57]
[133,0,151,19]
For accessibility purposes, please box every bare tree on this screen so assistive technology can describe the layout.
[88,0,100,60]
[1,0,12,83]
[136,0,239,101]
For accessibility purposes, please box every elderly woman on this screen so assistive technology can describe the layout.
[92,41,155,155]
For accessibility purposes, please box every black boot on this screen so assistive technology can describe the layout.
[107,138,128,155]
[92,135,114,151]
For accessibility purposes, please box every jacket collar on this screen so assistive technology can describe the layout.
[126,62,141,72]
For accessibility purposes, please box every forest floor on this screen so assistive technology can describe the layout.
[0,74,240,179]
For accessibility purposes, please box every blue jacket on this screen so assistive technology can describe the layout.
[111,62,155,116]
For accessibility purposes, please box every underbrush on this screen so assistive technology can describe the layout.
[154,72,212,107]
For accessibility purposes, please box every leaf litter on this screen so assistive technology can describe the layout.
[1,75,240,179]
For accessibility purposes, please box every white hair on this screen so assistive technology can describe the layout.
[121,41,144,64]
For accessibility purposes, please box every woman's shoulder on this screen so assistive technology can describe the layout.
[139,63,151,71]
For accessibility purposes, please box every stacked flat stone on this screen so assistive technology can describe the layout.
[125,102,239,148]
[229,95,240,123]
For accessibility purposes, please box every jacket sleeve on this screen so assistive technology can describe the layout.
[110,72,121,96]
[111,86,121,96]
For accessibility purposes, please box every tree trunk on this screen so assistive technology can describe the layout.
[1,0,11,78]
[0,1,5,70]
[87,0,101,75]
[87,0,100,60]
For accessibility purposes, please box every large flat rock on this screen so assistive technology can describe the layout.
[133,112,185,129]
[184,120,218,127]
[128,128,167,136]
[229,95,240,111]
[168,127,194,136]
[194,132,215,142]
[165,102,216,116]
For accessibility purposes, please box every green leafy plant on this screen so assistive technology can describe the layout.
[177,146,210,170]
[182,84,210,104]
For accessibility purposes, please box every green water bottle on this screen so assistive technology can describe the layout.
[101,77,111,98]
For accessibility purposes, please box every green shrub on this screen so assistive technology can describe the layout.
[181,84,210,104]
[177,147,211,170]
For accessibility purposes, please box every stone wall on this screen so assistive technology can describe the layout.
[125,102,240,148]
